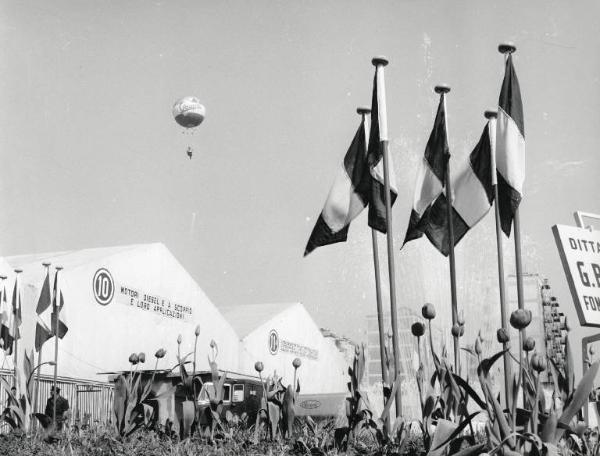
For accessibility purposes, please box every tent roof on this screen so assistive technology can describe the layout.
[220,302,300,339]
[6,243,153,271]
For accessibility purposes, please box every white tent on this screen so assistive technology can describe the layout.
[6,243,240,382]
[221,302,348,394]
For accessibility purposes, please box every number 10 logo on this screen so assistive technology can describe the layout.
[93,268,114,305]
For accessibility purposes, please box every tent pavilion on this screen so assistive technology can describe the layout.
[220,302,348,395]
[6,243,241,383]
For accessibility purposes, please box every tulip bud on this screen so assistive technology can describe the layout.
[138,352,146,363]
[292,358,301,369]
[522,337,535,352]
[510,309,532,330]
[422,303,436,320]
[210,339,217,349]
[177,334,182,345]
[254,361,264,373]
[155,348,166,359]
[129,353,139,365]
[457,310,465,326]
[531,353,546,372]
[475,336,483,356]
[411,322,425,338]
[451,323,464,338]
[496,328,510,343]
[194,324,201,337]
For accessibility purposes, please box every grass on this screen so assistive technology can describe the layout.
[0,424,432,456]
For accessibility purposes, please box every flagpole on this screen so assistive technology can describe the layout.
[52,266,63,430]
[486,109,512,409]
[358,106,391,432]
[372,56,402,417]
[435,85,460,374]
[498,42,527,407]
[35,262,52,418]
[12,269,22,388]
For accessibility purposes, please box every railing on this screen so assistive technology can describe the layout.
[0,369,114,428]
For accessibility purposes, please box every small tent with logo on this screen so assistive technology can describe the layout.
[7,243,240,382]
[220,302,348,394]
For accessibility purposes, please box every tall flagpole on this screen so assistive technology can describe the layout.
[358,105,391,432]
[372,56,402,417]
[435,85,460,373]
[486,109,512,409]
[35,262,52,416]
[12,269,22,388]
[498,42,527,407]
[52,266,63,430]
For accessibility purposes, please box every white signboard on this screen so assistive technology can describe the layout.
[552,224,600,327]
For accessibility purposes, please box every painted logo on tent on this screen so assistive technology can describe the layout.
[299,399,321,410]
[268,329,279,355]
[93,268,114,306]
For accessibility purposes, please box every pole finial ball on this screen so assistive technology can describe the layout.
[484,110,498,119]
[371,56,389,67]
[498,42,517,54]
[356,106,371,115]
[434,84,451,94]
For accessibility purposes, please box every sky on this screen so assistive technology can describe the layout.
[1,1,600,375]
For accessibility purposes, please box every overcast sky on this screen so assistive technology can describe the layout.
[1,1,599,368]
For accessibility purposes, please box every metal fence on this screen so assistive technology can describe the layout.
[0,369,114,428]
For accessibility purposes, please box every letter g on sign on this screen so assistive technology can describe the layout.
[93,268,114,305]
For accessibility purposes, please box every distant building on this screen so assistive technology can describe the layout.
[365,308,436,419]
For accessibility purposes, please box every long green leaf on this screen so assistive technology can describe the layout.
[430,411,480,451]
[452,374,486,410]
[557,360,600,437]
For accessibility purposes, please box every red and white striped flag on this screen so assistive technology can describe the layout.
[304,117,371,256]
[35,269,53,351]
[367,63,397,233]
[495,53,525,236]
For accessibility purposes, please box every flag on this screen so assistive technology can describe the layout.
[367,63,397,233]
[9,275,22,350]
[417,119,496,255]
[0,282,11,352]
[35,270,53,351]
[304,117,371,256]
[496,53,525,236]
[51,270,68,339]
[403,94,448,247]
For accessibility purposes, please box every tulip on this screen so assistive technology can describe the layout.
[177,334,182,345]
[194,324,201,337]
[155,348,166,359]
[128,353,139,365]
[451,323,464,338]
[475,335,483,356]
[254,361,264,373]
[138,352,146,363]
[422,303,436,320]
[510,309,532,330]
[496,328,510,343]
[531,353,546,373]
[522,337,535,352]
[411,322,425,338]
[210,339,217,349]
[292,358,301,369]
